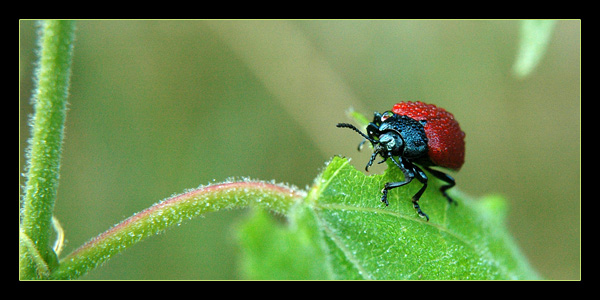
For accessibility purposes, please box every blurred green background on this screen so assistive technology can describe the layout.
[19,20,580,280]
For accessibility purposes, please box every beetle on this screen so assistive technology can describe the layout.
[336,101,465,221]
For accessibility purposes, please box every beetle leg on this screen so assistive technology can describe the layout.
[357,138,367,151]
[382,157,430,221]
[380,156,414,206]
[365,148,381,171]
[411,164,430,221]
[424,166,457,205]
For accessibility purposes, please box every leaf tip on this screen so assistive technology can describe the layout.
[478,194,510,224]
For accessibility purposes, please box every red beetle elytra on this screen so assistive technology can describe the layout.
[337,101,465,221]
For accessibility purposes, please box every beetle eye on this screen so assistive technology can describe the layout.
[381,111,394,122]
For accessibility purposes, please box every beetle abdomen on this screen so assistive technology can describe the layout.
[392,101,465,170]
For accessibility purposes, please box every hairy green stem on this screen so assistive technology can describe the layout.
[50,181,305,280]
[20,20,76,278]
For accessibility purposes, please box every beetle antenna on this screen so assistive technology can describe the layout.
[336,123,378,144]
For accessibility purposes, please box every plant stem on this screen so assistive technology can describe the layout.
[20,20,76,277]
[50,181,305,280]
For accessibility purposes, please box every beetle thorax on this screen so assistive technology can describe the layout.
[376,115,429,160]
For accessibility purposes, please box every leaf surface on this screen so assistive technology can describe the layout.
[238,156,540,280]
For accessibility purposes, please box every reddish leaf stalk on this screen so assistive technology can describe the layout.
[51,180,305,279]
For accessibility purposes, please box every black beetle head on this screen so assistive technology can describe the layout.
[337,111,406,171]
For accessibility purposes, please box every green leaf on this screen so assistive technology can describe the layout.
[238,156,540,280]
[512,20,557,79]
[237,207,331,279]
